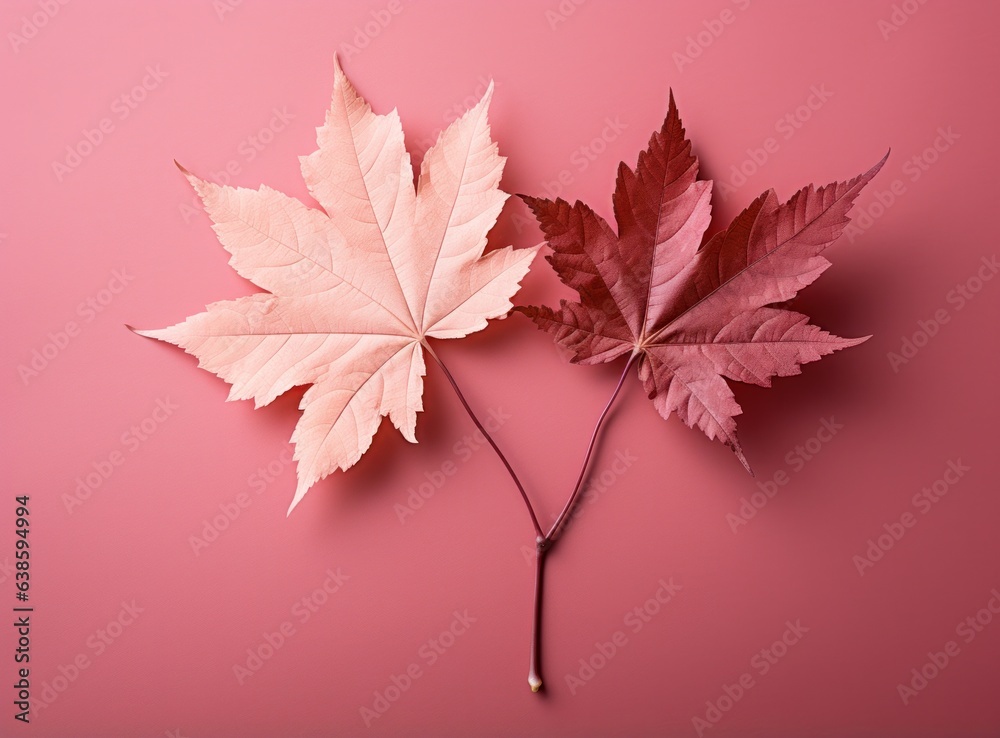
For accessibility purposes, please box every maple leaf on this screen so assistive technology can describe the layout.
[135,59,539,512]
[518,93,885,470]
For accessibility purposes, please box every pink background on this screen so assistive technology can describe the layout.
[3,1,999,736]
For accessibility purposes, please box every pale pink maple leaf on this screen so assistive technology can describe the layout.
[135,59,539,512]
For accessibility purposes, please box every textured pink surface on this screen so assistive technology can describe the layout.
[2,1,998,736]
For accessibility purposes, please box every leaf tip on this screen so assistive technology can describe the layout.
[867,150,890,179]
[733,442,753,476]
[286,473,314,516]
[473,78,495,114]
[518,193,556,218]
[127,324,158,339]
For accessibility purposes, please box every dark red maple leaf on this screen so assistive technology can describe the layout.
[518,93,885,470]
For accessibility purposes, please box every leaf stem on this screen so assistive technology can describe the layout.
[547,351,638,542]
[422,340,544,539]
[528,536,548,692]
[425,341,638,694]
[526,351,638,693]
